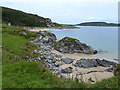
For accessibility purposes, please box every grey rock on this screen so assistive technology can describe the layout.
[105,67,114,72]
[74,59,117,68]
[75,59,99,68]
[54,37,97,54]
[96,59,117,67]
[56,58,61,61]
[54,62,61,67]
[56,71,61,75]
[52,58,56,63]
[61,58,74,64]
[61,67,73,73]
[55,54,62,58]
[78,72,83,75]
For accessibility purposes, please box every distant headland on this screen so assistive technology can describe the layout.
[77,22,118,26]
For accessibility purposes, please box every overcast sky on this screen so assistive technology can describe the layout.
[1,0,119,24]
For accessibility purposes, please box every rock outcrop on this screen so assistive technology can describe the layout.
[74,58,117,68]
[61,58,74,64]
[33,31,57,49]
[54,37,97,54]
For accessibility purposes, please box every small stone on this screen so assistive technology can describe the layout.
[56,71,61,75]
[61,58,74,64]
[78,72,83,75]
[61,67,73,73]
[54,62,61,67]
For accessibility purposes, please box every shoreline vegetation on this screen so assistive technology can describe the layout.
[1,6,120,88]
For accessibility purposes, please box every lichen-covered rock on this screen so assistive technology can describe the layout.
[54,37,97,54]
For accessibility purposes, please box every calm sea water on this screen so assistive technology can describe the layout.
[49,26,118,61]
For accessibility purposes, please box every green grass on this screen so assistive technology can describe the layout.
[2,61,120,88]
[88,76,119,88]
[2,33,27,53]
[2,61,87,88]
[2,25,38,65]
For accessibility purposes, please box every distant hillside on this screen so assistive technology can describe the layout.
[2,6,61,27]
[77,22,118,26]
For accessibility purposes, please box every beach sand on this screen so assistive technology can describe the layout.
[30,28,59,32]
[52,50,116,83]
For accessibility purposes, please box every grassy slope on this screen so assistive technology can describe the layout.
[2,33,27,65]
[2,6,62,27]
[2,61,87,88]
[2,7,48,27]
[2,25,120,88]
[3,33,27,53]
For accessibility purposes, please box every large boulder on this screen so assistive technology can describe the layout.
[74,58,117,68]
[53,37,97,54]
[74,59,99,68]
[61,58,74,64]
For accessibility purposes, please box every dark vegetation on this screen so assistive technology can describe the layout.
[2,6,61,27]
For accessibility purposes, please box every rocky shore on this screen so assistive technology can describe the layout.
[25,30,117,83]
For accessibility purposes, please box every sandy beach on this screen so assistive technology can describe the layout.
[30,28,117,84]
[52,50,118,63]
[30,28,59,32]
[52,50,116,83]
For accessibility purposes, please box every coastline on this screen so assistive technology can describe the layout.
[29,28,60,32]
[29,25,118,32]
[29,27,118,83]
[51,50,116,83]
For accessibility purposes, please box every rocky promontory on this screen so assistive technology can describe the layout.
[54,37,97,54]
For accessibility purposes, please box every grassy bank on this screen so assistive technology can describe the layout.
[2,24,120,88]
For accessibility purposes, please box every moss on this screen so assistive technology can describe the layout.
[64,37,79,42]
[53,37,79,48]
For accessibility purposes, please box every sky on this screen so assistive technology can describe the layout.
[1,0,119,24]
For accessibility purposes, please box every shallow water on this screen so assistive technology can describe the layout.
[49,26,118,61]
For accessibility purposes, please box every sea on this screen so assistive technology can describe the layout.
[48,26,118,62]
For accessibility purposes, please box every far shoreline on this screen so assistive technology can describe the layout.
[29,25,118,32]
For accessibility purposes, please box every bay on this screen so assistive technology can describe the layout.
[49,26,118,61]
